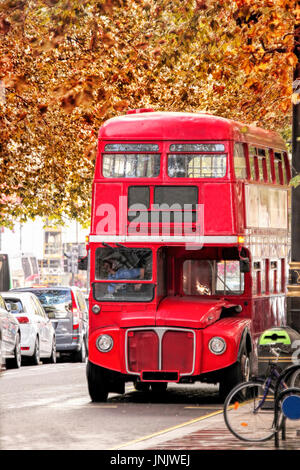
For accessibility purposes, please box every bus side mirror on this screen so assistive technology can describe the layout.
[240,258,250,273]
[78,256,88,271]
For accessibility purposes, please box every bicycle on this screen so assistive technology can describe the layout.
[223,347,300,443]
[273,364,300,447]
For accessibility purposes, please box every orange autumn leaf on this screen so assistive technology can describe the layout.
[0,0,295,226]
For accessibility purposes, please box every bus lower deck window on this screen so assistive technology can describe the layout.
[182,259,244,296]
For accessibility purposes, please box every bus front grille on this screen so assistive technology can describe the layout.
[126,327,195,377]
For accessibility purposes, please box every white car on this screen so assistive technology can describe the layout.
[1,292,56,365]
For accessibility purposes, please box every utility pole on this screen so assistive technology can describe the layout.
[287,9,300,332]
[19,223,22,253]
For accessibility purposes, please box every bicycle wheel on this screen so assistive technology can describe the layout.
[290,367,300,388]
[223,381,276,442]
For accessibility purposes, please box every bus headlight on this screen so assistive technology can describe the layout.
[96,334,114,353]
[209,337,226,355]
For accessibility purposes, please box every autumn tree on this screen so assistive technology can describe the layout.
[0,0,297,226]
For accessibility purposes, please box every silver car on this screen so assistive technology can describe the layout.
[11,287,88,362]
[0,293,21,370]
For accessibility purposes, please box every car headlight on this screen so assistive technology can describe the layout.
[96,334,114,353]
[209,337,226,355]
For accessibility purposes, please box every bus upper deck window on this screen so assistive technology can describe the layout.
[274,152,283,184]
[234,143,247,179]
[283,153,291,183]
[102,143,160,178]
[257,148,267,182]
[168,143,226,178]
[281,154,288,185]
[249,147,257,180]
[266,150,272,183]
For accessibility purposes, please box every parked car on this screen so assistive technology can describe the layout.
[0,293,21,369]
[2,292,56,365]
[11,287,88,362]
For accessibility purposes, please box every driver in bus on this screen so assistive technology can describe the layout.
[103,260,145,294]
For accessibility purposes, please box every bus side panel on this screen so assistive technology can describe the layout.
[202,183,234,234]
[91,183,124,235]
[252,297,268,336]
[252,296,287,340]
[201,318,252,374]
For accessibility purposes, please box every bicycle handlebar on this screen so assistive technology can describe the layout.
[269,347,281,358]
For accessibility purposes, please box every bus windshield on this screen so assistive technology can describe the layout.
[93,247,154,302]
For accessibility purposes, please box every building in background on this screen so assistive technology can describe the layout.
[39,222,63,286]
[0,218,89,289]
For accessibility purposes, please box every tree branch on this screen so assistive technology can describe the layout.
[260,38,287,55]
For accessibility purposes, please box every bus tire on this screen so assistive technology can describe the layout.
[86,361,109,402]
[219,347,251,400]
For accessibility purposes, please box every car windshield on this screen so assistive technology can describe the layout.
[25,289,72,318]
[30,289,71,305]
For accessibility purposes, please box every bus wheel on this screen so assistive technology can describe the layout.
[151,382,168,393]
[219,348,251,401]
[86,361,109,402]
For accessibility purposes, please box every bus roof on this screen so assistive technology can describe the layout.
[99,111,286,149]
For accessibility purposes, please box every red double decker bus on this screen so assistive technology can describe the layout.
[86,110,290,401]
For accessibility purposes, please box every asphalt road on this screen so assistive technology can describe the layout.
[0,361,222,450]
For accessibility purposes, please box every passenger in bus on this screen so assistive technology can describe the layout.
[103,260,145,294]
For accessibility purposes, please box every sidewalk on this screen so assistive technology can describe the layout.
[115,408,300,451]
